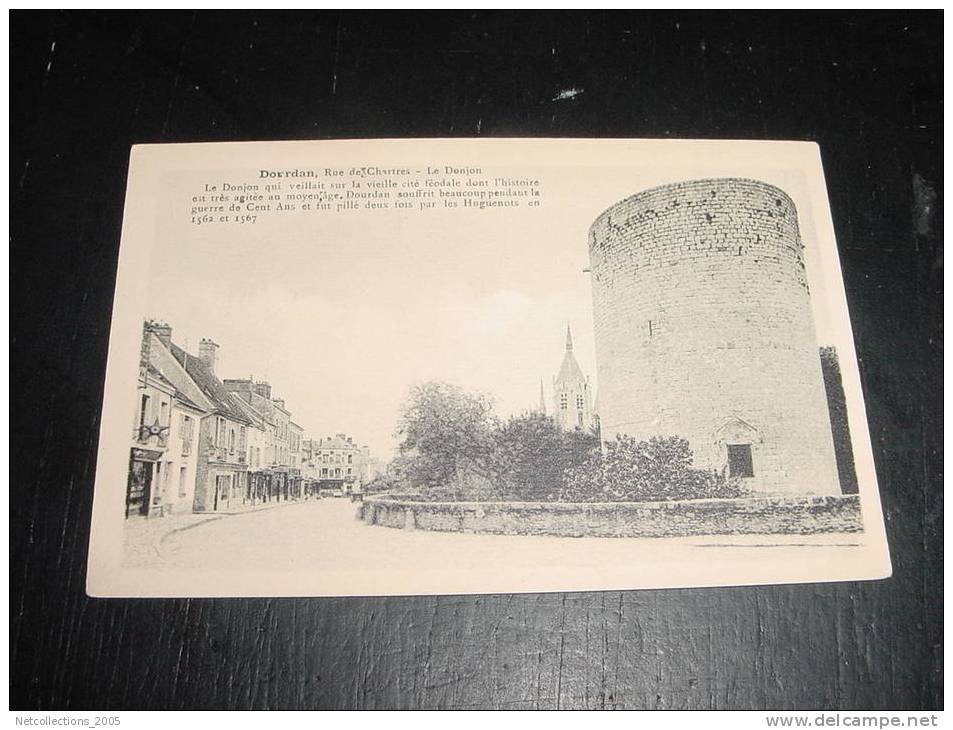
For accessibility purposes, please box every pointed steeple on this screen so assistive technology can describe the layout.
[552,323,592,432]
[538,379,546,414]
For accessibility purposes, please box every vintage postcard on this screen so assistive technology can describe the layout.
[86,138,891,597]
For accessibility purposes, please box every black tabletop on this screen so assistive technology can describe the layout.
[10,11,942,710]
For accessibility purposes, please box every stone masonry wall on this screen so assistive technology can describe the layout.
[588,179,841,495]
[359,495,863,538]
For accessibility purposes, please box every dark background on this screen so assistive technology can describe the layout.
[10,11,942,710]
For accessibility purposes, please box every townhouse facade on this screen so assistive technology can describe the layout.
[311,434,369,495]
[127,319,375,518]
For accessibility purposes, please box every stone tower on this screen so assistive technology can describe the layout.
[552,325,594,431]
[587,178,840,495]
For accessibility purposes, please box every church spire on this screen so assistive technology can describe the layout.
[566,324,573,352]
[538,379,546,414]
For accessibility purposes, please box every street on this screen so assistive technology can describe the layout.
[123,499,867,590]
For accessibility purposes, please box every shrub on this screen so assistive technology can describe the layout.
[561,435,742,502]
[489,413,600,501]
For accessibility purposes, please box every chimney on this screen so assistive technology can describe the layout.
[254,381,272,399]
[144,320,172,348]
[273,398,285,409]
[199,338,219,374]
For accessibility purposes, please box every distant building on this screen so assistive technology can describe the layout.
[312,434,369,495]
[552,325,596,432]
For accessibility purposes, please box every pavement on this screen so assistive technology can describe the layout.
[121,498,309,568]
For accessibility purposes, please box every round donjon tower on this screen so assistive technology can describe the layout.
[588,178,840,495]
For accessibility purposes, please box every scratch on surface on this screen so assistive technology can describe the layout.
[553,88,584,101]
[331,16,343,97]
[912,173,936,238]
[44,40,56,78]
[18,158,30,192]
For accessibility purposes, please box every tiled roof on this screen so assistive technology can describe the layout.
[170,344,250,424]
[145,362,176,391]
[230,393,268,428]
[174,390,207,413]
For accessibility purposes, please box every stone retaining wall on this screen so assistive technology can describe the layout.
[358,494,862,538]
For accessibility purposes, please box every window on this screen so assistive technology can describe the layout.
[139,395,150,427]
[321,468,328,477]
[560,394,568,410]
[347,454,353,464]
[229,428,236,453]
[576,395,584,409]
[577,412,584,427]
[179,467,188,498]
[160,400,169,426]
[216,417,226,446]
[727,444,754,478]
[346,468,352,475]
[239,426,247,452]
[181,415,193,456]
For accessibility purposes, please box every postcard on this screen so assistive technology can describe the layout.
[86,138,891,596]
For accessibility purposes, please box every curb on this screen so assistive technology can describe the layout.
[156,499,312,549]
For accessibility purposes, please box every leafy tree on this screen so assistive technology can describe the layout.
[394,381,497,495]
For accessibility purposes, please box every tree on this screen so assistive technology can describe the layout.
[395,381,496,496]
[819,346,859,494]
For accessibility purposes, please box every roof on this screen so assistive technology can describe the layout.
[173,390,207,413]
[555,325,587,386]
[229,394,268,428]
[556,350,586,385]
[144,362,177,392]
[317,436,360,450]
[170,344,250,424]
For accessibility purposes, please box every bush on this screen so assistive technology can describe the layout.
[488,413,600,501]
[561,435,742,502]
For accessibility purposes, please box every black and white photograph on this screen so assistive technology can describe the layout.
[87,139,890,597]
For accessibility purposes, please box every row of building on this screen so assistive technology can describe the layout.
[127,320,378,518]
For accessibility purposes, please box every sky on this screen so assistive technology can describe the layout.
[139,141,847,462]
[147,171,598,460]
